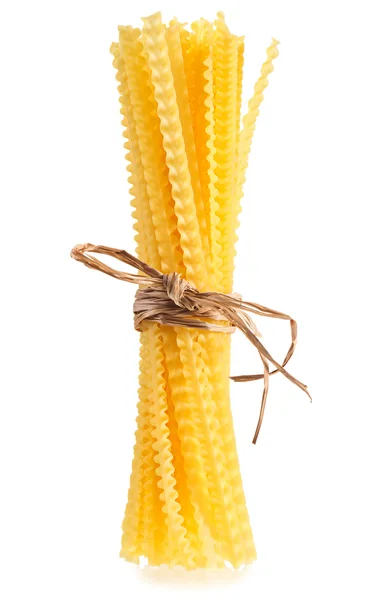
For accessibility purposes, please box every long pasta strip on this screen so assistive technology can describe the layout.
[205,41,254,565]
[235,39,279,213]
[161,338,200,567]
[147,323,190,565]
[207,32,253,557]
[119,333,149,562]
[193,330,246,565]
[178,24,197,140]
[234,36,245,193]
[111,45,155,559]
[189,21,222,287]
[213,13,238,293]
[209,332,257,563]
[110,45,146,262]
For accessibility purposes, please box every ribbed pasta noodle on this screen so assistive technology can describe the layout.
[111,44,163,561]
[235,39,280,215]
[213,12,239,293]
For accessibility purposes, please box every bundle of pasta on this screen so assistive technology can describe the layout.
[101,11,279,569]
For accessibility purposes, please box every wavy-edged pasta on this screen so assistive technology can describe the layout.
[111,10,278,569]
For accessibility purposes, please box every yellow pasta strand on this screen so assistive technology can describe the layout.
[235,39,280,214]
[194,330,247,565]
[119,332,149,562]
[162,339,201,567]
[110,44,146,261]
[209,331,257,563]
[111,46,155,560]
[213,12,239,293]
[234,36,245,191]
[189,20,222,288]
[147,323,191,565]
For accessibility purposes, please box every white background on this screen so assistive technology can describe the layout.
[1,0,376,598]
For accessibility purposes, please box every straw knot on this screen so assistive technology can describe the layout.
[162,272,194,310]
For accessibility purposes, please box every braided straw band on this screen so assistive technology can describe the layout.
[71,243,311,443]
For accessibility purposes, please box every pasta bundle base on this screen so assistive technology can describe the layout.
[111,11,279,570]
[79,10,281,570]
